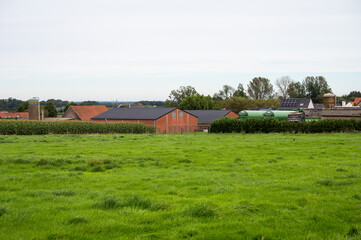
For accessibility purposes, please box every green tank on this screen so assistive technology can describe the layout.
[238,110,269,120]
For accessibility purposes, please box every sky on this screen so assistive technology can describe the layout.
[0,0,360,101]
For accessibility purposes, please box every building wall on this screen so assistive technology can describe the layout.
[156,109,198,133]
[62,108,80,120]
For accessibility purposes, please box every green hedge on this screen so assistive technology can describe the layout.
[0,121,155,135]
[209,117,361,133]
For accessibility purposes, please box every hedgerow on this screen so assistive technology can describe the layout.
[209,117,361,133]
[0,121,155,135]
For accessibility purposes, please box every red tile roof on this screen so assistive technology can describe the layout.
[70,105,108,121]
[0,112,29,118]
[353,98,361,106]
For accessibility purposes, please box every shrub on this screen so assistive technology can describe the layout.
[0,121,155,135]
[209,117,361,134]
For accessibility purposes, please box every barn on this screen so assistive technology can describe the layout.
[184,110,238,131]
[62,105,108,121]
[91,108,198,133]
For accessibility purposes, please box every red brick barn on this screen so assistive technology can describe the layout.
[91,108,198,133]
[184,110,238,131]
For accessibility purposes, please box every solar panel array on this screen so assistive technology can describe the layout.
[281,98,298,107]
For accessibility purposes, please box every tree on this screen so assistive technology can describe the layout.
[45,102,58,117]
[247,77,274,99]
[17,101,28,112]
[178,94,218,110]
[165,86,197,107]
[213,85,235,100]
[303,76,332,103]
[64,102,78,113]
[287,82,306,98]
[218,97,280,114]
[275,76,294,98]
[233,84,247,98]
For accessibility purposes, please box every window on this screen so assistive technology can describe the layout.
[179,112,183,118]
[172,112,176,118]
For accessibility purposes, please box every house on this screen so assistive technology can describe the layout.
[91,108,198,133]
[62,105,108,121]
[279,98,314,110]
[0,112,29,119]
[184,110,238,131]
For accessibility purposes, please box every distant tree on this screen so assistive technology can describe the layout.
[247,77,274,99]
[302,76,332,103]
[17,101,28,112]
[165,86,198,107]
[275,76,294,98]
[178,94,218,110]
[64,102,78,112]
[218,97,280,114]
[213,85,235,100]
[233,83,247,98]
[80,101,99,106]
[0,98,24,111]
[45,102,58,117]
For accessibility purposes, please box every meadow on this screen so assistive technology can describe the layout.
[0,133,360,240]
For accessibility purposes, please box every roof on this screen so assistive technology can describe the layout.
[353,98,361,106]
[184,110,232,122]
[0,112,29,118]
[314,104,324,110]
[67,105,108,121]
[279,98,312,110]
[324,93,336,97]
[91,108,178,120]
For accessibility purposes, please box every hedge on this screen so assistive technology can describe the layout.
[0,121,156,135]
[209,117,361,133]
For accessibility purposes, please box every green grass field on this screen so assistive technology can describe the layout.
[0,133,360,240]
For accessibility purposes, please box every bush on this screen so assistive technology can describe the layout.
[209,117,361,134]
[0,121,155,135]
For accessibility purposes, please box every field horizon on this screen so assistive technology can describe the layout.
[0,133,360,239]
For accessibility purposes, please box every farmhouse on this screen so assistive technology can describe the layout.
[184,110,238,131]
[91,108,198,133]
[62,105,108,121]
[279,98,314,110]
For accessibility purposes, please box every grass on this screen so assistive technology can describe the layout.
[0,133,360,239]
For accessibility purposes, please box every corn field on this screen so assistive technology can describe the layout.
[0,121,156,135]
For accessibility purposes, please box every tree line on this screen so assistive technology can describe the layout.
[165,76,360,113]
[1,76,360,115]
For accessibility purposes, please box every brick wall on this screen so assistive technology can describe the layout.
[156,109,198,133]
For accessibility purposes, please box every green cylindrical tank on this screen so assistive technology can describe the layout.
[268,110,298,121]
[238,110,269,120]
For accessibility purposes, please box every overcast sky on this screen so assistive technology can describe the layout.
[1,0,360,101]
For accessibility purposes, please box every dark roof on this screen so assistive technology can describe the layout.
[314,104,324,110]
[279,98,312,110]
[91,108,177,120]
[184,110,231,122]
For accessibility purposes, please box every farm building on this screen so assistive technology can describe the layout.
[279,98,314,110]
[62,105,108,121]
[0,112,29,119]
[91,108,198,133]
[184,110,238,131]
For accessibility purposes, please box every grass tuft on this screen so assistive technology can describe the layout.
[66,217,88,225]
[91,165,104,172]
[347,226,359,237]
[316,179,333,186]
[94,196,119,210]
[52,190,75,197]
[36,159,49,166]
[0,206,7,217]
[184,203,217,218]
